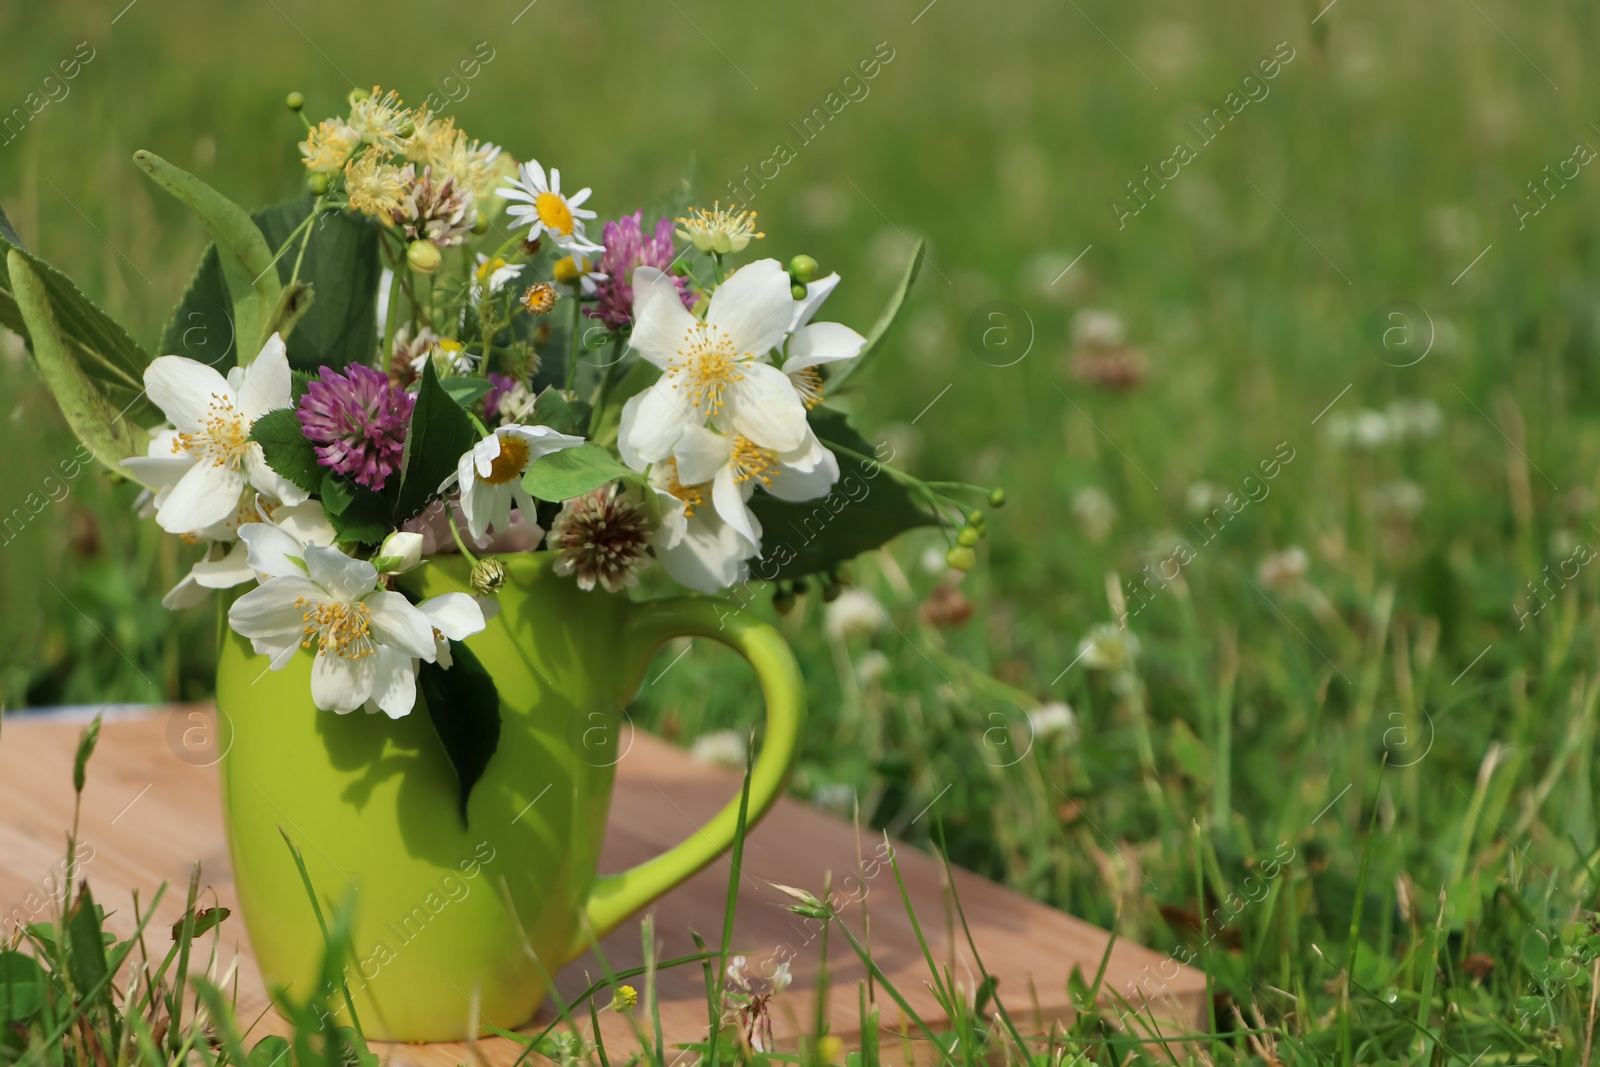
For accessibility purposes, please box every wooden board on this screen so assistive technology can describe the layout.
[0,708,1206,1060]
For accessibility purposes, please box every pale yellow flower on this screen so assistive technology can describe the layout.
[347,87,411,154]
[300,119,360,175]
[344,153,406,223]
[677,203,763,254]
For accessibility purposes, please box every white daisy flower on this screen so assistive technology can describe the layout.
[227,534,441,717]
[670,423,839,550]
[499,160,602,254]
[781,272,866,408]
[122,334,306,536]
[619,261,809,464]
[473,253,522,297]
[409,337,478,378]
[444,424,585,541]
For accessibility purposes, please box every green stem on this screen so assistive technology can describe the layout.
[564,292,581,395]
[589,333,625,436]
[446,508,481,565]
[287,195,326,287]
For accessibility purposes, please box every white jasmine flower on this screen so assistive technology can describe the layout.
[418,592,489,669]
[823,588,885,641]
[1027,701,1078,742]
[670,423,839,550]
[691,728,748,768]
[445,424,585,540]
[122,335,305,535]
[161,497,337,610]
[620,262,810,464]
[782,272,866,408]
[227,535,440,717]
[644,458,756,593]
[499,160,602,254]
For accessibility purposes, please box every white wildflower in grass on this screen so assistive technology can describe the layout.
[473,253,521,298]
[1325,408,1392,449]
[1386,398,1443,441]
[811,781,857,816]
[1256,546,1309,590]
[1078,622,1140,673]
[854,648,891,686]
[1186,480,1225,515]
[691,728,748,768]
[1071,486,1116,542]
[677,203,764,254]
[500,160,601,254]
[619,262,810,464]
[1368,479,1425,520]
[1071,308,1127,348]
[823,588,885,642]
[445,424,585,540]
[227,529,483,717]
[1027,701,1079,743]
[122,334,305,536]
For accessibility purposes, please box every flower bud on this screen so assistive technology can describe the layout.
[789,254,819,283]
[967,509,984,526]
[470,557,508,596]
[791,577,810,595]
[306,171,330,196]
[957,526,980,548]
[373,531,424,574]
[608,985,638,1013]
[285,91,305,112]
[791,282,807,300]
[471,211,490,235]
[946,545,976,571]
[988,487,1006,508]
[773,588,796,615]
[407,240,442,274]
[347,86,371,107]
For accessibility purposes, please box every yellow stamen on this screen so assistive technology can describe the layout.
[522,283,558,315]
[792,366,824,409]
[172,393,253,469]
[663,459,706,519]
[670,322,745,415]
[729,436,776,487]
[296,596,374,659]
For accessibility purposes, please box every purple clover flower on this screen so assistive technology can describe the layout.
[587,211,695,330]
[297,363,415,491]
[484,373,517,422]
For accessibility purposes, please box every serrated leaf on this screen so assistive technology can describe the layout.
[9,252,146,475]
[746,406,935,579]
[521,442,636,502]
[249,407,324,495]
[320,471,392,546]
[134,150,283,363]
[417,641,501,825]
[531,386,592,437]
[395,359,477,522]
[159,196,380,373]
[828,239,924,393]
[443,377,493,407]
[0,208,156,425]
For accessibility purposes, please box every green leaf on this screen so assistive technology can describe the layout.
[395,360,478,523]
[417,641,501,825]
[73,713,101,794]
[531,386,593,437]
[827,238,924,393]
[746,406,936,580]
[65,884,109,1006]
[133,150,284,363]
[320,471,392,546]
[158,196,380,373]
[0,205,155,426]
[521,442,636,503]
[249,407,324,496]
[443,377,493,408]
[170,906,231,942]
[0,951,46,1026]
[8,252,146,475]
[246,1035,292,1067]
[262,280,316,342]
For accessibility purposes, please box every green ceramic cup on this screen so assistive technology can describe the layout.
[214,553,805,1042]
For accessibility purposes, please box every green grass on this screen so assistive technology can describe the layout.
[6,0,1600,1059]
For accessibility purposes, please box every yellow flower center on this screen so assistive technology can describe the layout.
[729,436,777,487]
[535,191,575,235]
[671,322,745,415]
[482,435,530,485]
[173,394,253,469]
[663,459,706,518]
[297,597,374,659]
[476,255,507,283]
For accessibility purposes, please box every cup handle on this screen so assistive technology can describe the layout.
[564,595,806,962]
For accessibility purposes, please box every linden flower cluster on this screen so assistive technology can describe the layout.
[99,86,991,721]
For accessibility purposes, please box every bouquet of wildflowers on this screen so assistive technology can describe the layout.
[0,86,998,743]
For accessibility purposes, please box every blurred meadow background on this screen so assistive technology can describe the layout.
[7,0,1600,1058]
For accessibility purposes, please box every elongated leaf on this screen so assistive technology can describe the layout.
[827,238,924,392]
[250,407,323,495]
[9,251,145,473]
[395,360,477,522]
[746,406,935,579]
[417,640,501,824]
[65,883,109,1005]
[443,377,493,407]
[262,280,316,343]
[134,150,283,363]
[521,442,637,502]
[0,205,155,423]
[0,951,45,1025]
